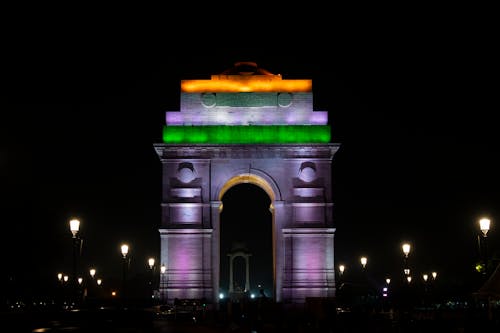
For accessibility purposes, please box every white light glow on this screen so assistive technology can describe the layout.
[480,218,491,236]
[148,258,155,269]
[360,257,367,268]
[69,219,80,237]
[121,244,129,257]
[402,243,411,257]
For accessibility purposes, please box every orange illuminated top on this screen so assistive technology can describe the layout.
[181,61,312,93]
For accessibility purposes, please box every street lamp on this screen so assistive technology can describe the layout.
[160,264,167,304]
[423,274,429,282]
[432,271,437,280]
[87,268,96,299]
[407,276,412,283]
[147,257,155,303]
[121,243,130,302]
[478,217,491,275]
[69,218,82,305]
[386,278,391,285]
[339,264,345,276]
[58,273,63,282]
[402,242,411,276]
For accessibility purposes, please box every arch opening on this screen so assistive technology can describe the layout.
[220,183,273,300]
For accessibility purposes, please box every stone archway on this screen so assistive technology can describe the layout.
[154,62,340,306]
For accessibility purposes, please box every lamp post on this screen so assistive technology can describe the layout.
[478,217,491,275]
[148,257,155,303]
[87,268,96,300]
[69,218,82,306]
[402,242,411,277]
[121,243,129,303]
[160,264,166,304]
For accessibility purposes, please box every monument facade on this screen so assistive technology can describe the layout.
[154,62,340,305]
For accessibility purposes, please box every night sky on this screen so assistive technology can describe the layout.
[1,10,498,297]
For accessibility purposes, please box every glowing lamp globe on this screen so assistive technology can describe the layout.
[480,218,491,236]
[148,258,155,269]
[69,219,80,237]
[360,257,367,268]
[402,243,411,257]
[121,244,129,258]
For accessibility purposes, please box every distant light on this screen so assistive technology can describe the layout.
[251,293,255,299]
[383,293,388,297]
[69,219,80,237]
[432,271,437,279]
[423,274,429,282]
[219,293,224,299]
[479,218,491,236]
[121,244,129,258]
[407,276,412,283]
[160,265,166,274]
[77,277,83,285]
[339,264,345,275]
[385,278,391,285]
[111,291,116,297]
[63,275,69,282]
[402,243,411,257]
[383,287,388,292]
[97,279,102,286]
[404,268,410,276]
[360,257,367,268]
[148,258,155,269]
[57,273,63,281]
[89,268,96,278]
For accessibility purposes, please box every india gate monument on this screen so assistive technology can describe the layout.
[154,61,340,306]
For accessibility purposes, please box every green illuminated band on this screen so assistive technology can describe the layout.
[163,125,331,144]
